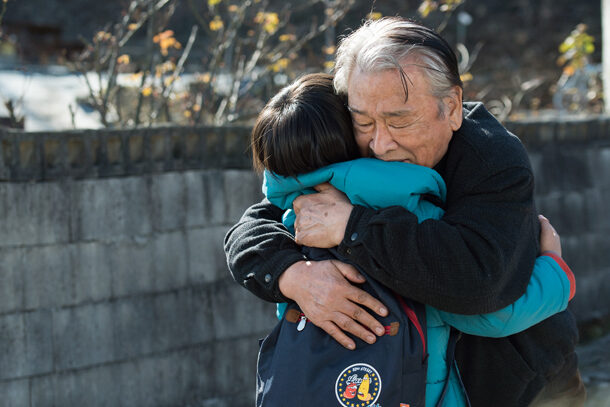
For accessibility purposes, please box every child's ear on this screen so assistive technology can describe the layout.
[445,86,463,131]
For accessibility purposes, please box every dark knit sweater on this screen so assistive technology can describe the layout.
[223,102,579,406]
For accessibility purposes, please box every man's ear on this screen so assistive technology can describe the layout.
[445,86,463,131]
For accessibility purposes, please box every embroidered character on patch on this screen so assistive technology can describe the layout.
[335,363,381,407]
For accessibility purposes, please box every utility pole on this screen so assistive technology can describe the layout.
[601,0,610,114]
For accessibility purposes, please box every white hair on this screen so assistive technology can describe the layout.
[333,17,461,106]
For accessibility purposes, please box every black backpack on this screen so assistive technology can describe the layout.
[255,249,460,407]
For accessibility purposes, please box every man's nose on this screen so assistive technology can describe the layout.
[370,124,396,156]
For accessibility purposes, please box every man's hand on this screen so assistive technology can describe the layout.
[539,214,561,256]
[293,183,353,248]
[278,260,388,350]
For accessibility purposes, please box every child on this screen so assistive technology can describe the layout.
[251,73,575,406]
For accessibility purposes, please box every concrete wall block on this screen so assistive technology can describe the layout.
[559,191,589,234]
[121,176,154,238]
[588,146,610,187]
[188,226,230,285]
[23,245,72,309]
[151,172,186,232]
[0,248,24,314]
[0,182,71,246]
[0,313,26,380]
[114,358,142,407]
[211,336,261,397]
[110,237,155,298]
[587,233,610,271]
[190,287,215,344]
[202,170,227,225]
[224,170,263,224]
[72,178,128,241]
[154,231,189,291]
[0,378,29,407]
[29,374,56,407]
[72,177,152,242]
[136,350,197,407]
[210,280,277,341]
[583,188,610,233]
[562,235,592,278]
[571,269,610,323]
[23,309,54,376]
[112,296,156,360]
[184,171,206,228]
[558,147,594,191]
[152,291,194,351]
[54,303,115,371]
[71,241,113,304]
[50,365,121,407]
[534,193,564,230]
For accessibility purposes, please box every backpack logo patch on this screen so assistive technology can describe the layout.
[335,363,381,407]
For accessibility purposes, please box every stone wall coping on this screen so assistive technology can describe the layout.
[1,116,609,181]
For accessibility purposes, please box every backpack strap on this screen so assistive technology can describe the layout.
[435,328,471,407]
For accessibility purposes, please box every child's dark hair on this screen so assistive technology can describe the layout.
[251,73,359,177]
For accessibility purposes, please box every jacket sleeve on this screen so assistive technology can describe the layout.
[336,165,540,315]
[223,198,305,303]
[437,254,575,337]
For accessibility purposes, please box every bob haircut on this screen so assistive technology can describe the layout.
[251,73,359,177]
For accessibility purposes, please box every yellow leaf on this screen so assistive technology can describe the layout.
[208,0,222,6]
[128,23,138,31]
[153,30,174,43]
[142,87,153,97]
[270,58,289,72]
[279,34,296,42]
[563,65,575,76]
[164,77,175,87]
[418,1,436,18]
[322,45,336,55]
[129,72,143,81]
[367,12,382,20]
[117,54,130,65]
[228,4,238,12]
[193,104,201,112]
[324,60,335,70]
[198,73,212,83]
[209,16,224,31]
[184,110,192,118]
[460,72,473,82]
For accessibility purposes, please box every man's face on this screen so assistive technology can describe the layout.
[347,62,462,168]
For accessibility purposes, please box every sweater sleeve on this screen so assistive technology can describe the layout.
[223,199,305,303]
[437,254,575,337]
[336,165,539,315]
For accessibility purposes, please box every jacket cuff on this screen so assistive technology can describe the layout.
[337,205,377,255]
[542,251,576,300]
[255,249,307,303]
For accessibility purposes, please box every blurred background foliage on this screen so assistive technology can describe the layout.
[0,0,602,128]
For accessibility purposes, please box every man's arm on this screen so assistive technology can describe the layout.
[296,165,539,315]
[438,253,575,337]
[224,198,304,303]
[224,197,389,350]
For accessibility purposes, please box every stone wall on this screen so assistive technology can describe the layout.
[509,117,610,325]
[0,118,609,406]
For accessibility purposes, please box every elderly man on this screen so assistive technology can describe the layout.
[225,17,584,407]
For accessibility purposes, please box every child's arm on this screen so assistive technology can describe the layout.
[437,253,575,337]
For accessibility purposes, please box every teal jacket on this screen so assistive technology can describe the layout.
[263,158,575,407]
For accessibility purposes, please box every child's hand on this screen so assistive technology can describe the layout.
[539,214,561,257]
